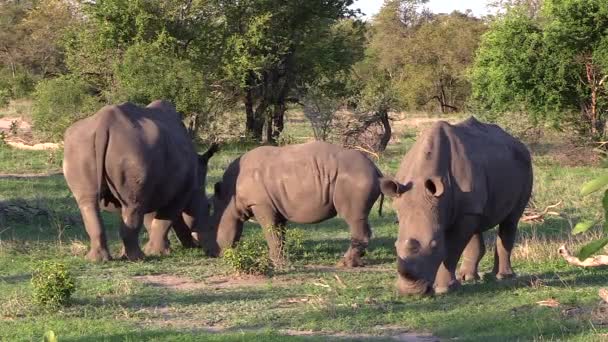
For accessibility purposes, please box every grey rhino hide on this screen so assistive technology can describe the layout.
[381,117,532,295]
[63,100,217,262]
[211,141,384,267]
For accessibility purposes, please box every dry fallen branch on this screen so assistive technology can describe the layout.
[351,145,380,161]
[558,244,608,267]
[522,201,562,223]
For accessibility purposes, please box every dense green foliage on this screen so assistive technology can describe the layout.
[32,76,99,141]
[31,261,76,308]
[472,0,608,138]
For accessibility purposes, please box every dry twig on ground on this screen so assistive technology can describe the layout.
[521,201,562,223]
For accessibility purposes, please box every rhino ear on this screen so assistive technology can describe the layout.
[424,176,444,197]
[380,177,408,198]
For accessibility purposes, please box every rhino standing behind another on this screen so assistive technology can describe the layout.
[63,100,217,262]
[209,141,384,267]
[380,117,532,295]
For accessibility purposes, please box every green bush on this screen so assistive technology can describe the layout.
[0,89,9,108]
[223,233,273,276]
[31,261,76,308]
[32,76,99,141]
[0,67,37,100]
[222,228,306,275]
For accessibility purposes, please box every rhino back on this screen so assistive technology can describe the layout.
[64,102,198,213]
[234,141,377,223]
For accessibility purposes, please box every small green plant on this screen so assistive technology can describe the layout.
[9,120,18,136]
[284,228,305,261]
[31,261,76,308]
[572,174,608,259]
[223,233,273,276]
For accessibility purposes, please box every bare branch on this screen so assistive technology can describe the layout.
[558,245,608,267]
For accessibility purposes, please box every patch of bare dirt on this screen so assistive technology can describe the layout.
[133,274,207,291]
[133,273,301,291]
[283,328,441,341]
[303,265,393,273]
[0,116,60,150]
[0,171,63,179]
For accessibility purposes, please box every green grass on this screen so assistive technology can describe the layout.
[1,119,608,341]
[0,143,62,174]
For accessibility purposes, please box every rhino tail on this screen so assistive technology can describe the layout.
[378,192,384,217]
[94,129,109,202]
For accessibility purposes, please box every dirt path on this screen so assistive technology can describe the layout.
[0,117,60,150]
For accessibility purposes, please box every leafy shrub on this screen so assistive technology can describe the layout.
[222,228,306,275]
[0,89,10,108]
[572,175,608,259]
[223,232,273,276]
[31,261,76,308]
[32,76,99,141]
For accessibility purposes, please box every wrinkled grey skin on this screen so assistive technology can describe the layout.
[63,100,217,262]
[381,117,533,295]
[209,141,384,267]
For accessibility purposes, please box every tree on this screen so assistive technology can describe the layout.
[367,1,485,113]
[62,0,231,139]
[217,0,361,142]
[472,0,608,139]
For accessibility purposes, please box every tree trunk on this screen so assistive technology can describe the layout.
[271,102,286,143]
[378,109,392,152]
[585,62,599,136]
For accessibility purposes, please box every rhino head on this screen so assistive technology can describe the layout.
[380,175,451,295]
[190,143,220,255]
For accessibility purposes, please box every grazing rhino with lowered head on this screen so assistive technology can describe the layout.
[208,141,384,267]
[380,117,532,295]
[63,100,218,262]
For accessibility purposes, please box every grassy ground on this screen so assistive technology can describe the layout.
[1,116,608,341]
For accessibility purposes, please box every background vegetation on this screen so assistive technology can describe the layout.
[2,0,608,340]
[5,0,607,147]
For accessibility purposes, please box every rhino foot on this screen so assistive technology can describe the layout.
[85,248,112,263]
[434,279,461,295]
[143,242,171,257]
[119,246,145,261]
[337,256,365,268]
[496,272,516,280]
[457,270,480,282]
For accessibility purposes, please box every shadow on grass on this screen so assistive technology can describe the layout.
[63,330,331,342]
[0,273,30,284]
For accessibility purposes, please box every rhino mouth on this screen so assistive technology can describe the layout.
[397,272,433,295]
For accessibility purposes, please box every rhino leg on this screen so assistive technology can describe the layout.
[492,215,519,279]
[144,215,173,257]
[457,232,485,282]
[435,216,479,294]
[118,208,145,261]
[338,218,370,268]
[78,199,111,262]
[252,205,286,267]
[174,214,198,248]
[143,213,171,249]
